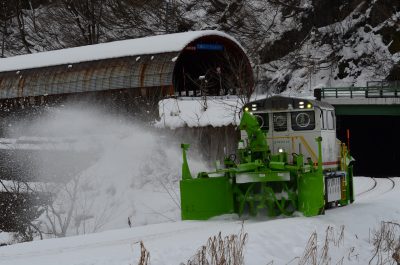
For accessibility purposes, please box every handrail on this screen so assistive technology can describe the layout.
[320,85,399,99]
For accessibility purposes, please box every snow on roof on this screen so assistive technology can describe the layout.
[0,30,240,73]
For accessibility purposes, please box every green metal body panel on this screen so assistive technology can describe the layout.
[269,161,286,170]
[181,144,192,180]
[339,174,349,207]
[180,176,234,220]
[235,171,290,183]
[295,136,325,217]
[340,165,354,206]
[297,172,325,216]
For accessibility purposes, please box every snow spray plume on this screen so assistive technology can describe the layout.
[5,102,208,236]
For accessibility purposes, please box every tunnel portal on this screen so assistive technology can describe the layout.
[337,115,400,177]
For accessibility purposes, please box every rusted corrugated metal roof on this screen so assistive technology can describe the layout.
[0,31,253,100]
[0,53,178,99]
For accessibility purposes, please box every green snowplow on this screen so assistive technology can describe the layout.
[180,111,330,220]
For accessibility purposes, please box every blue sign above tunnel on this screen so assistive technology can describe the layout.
[196,43,224,51]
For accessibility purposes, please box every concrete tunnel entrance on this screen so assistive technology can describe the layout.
[336,115,400,177]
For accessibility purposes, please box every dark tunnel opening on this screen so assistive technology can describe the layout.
[173,37,253,97]
[336,115,400,177]
[174,49,229,96]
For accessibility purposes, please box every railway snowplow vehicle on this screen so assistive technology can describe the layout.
[180,96,354,220]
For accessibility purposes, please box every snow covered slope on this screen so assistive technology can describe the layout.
[0,177,399,265]
[2,1,399,91]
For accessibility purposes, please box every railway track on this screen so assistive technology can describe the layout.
[355,176,396,198]
[356,177,377,196]
[386,177,396,192]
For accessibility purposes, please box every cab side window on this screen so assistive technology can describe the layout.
[327,110,335,130]
[320,109,335,130]
[322,110,327,130]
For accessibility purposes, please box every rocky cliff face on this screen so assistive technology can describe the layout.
[0,0,399,93]
[248,0,400,92]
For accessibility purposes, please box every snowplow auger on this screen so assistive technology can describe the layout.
[179,111,327,220]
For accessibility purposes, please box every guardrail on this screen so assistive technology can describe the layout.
[320,82,400,99]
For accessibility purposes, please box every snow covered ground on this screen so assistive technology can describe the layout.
[1,104,399,264]
[0,177,399,264]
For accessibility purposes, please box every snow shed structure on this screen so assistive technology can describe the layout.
[0,30,253,117]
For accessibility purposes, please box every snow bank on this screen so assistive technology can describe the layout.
[1,177,400,265]
[155,96,244,129]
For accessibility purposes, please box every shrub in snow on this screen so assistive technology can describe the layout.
[183,225,248,265]
[370,221,400,265]
[137,241,150,265]
[294,225,359,265]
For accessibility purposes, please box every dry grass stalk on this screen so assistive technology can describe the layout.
[185,225,248,265]
[137,241,150,265]
[298,225,348,265]
[369,221,400,265]
[298,231,318,265]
